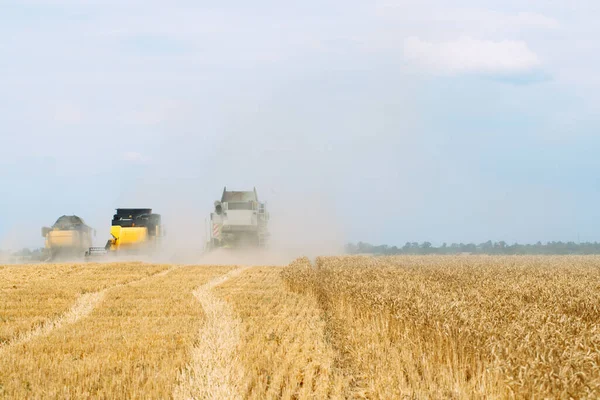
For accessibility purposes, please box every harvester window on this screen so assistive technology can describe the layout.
[227,202,254,210]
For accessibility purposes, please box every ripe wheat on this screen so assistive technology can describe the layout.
[215,266,351,399]
[0,264,230,398]
[283,255,600,399]
[0,262,168,345]
[3,256,598,399]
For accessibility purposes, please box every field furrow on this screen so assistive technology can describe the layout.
[0,265,232,399]
[0,262,169,344]
[1,265,176,351]
[3,255,600,399]
[174,266,248,400]
[215,266,350,399]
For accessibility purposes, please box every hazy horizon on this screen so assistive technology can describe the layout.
[2,1,599,251]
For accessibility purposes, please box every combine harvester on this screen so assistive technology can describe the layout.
[86,208,164,258]
[206,187,270,251]
[42,215,95,260]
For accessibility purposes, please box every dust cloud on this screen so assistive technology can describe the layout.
[156,188,345,266]
[71,182,347,267]
[188,192,345,266]
[0,156,348,265]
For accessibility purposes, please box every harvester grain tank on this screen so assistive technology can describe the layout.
[86,208,164,257]
[42,215,94,260]
[207,187,269,250]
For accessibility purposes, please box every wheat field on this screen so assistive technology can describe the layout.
[1,256,600,399]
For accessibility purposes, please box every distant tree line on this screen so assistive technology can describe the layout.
[345,241,600,255]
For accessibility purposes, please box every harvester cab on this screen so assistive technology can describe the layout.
[42,215,94,260]
[86,208,164,258]
[206,187,270,250]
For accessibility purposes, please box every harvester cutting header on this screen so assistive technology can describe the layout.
[206,187,270,250]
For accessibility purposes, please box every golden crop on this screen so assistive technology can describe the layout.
[215,267,350,399]
[0,264,231,399]
[2,256,599,399]
[283,255,600,399]
[0,262,168,345]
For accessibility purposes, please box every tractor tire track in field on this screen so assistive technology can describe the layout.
[0,265,178,352]
[175,266,249,400]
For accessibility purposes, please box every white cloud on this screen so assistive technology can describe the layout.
[404,36,541,75]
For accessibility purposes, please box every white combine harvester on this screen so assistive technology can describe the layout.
[206,187,270,250]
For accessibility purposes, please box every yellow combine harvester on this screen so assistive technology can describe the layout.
[86,208,164,258]
[42,215,95,260]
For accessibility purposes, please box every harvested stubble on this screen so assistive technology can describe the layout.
[282,255,600,399]
[0,262,168,345]
[0,265,232,399]
[214,266,351,399]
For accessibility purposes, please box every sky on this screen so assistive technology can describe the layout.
[1,0,600,249]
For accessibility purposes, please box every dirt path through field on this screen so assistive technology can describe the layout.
[174,266,248,400]
[0,265,177,351]
[214,267,352,398]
